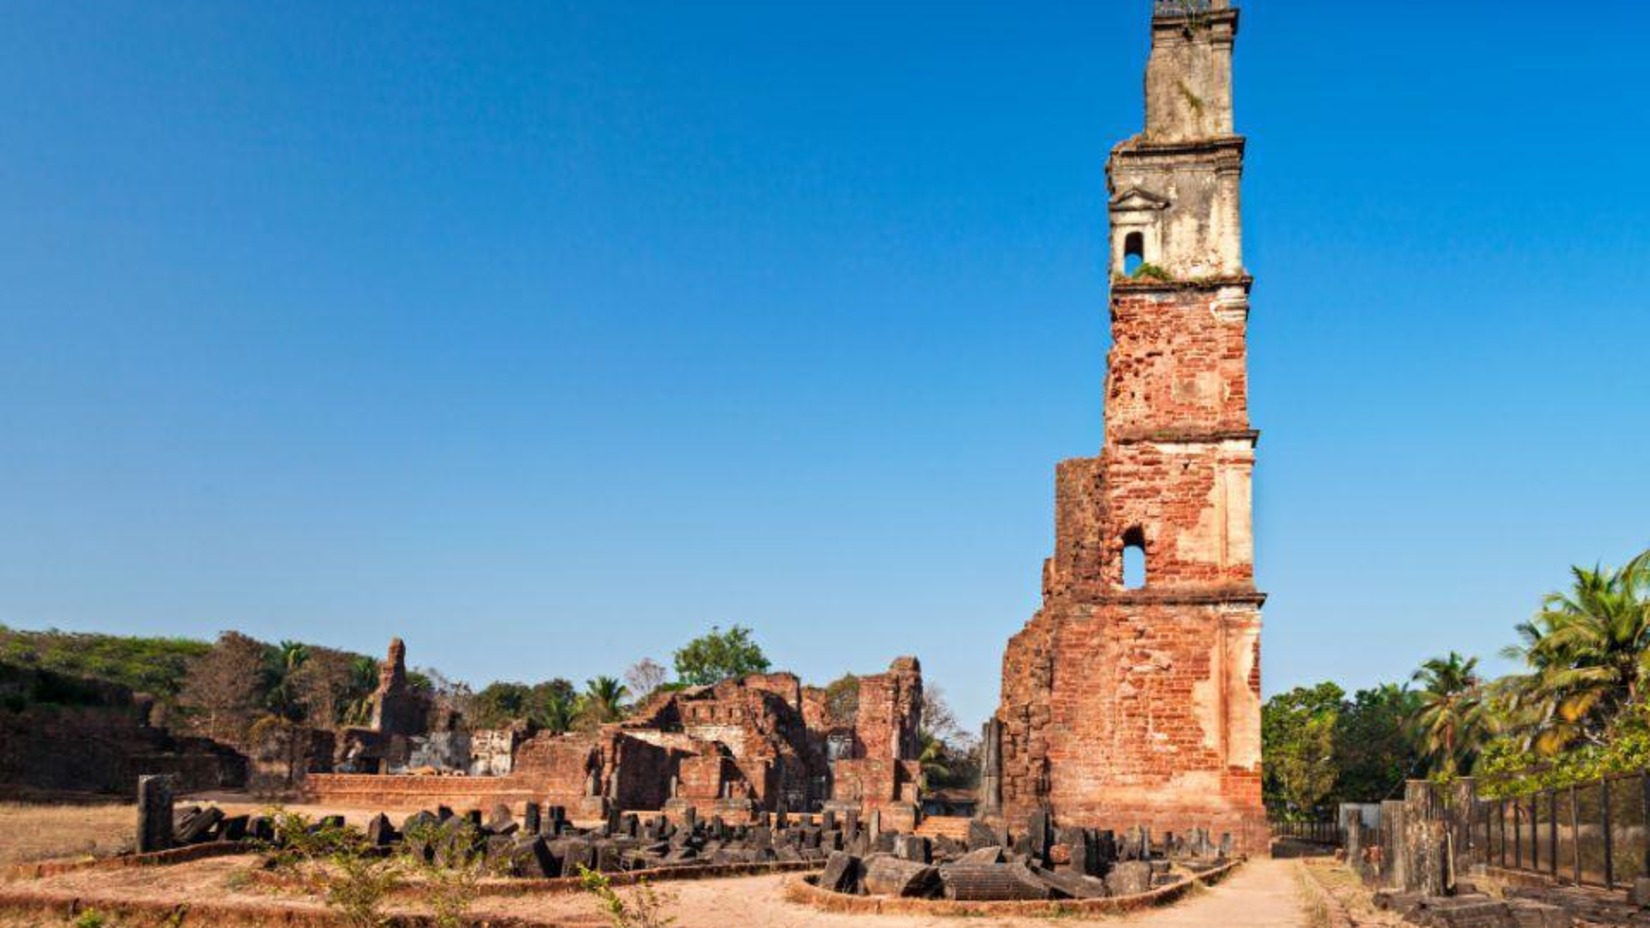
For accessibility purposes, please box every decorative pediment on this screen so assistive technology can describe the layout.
[1109,187,1171,212]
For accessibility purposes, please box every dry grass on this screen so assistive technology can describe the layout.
[0,802,136,869]
[1293,864,1333,928]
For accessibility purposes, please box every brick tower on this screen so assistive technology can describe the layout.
[986,0,1267,853]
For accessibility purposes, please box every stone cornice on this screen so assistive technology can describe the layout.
[1151,6,1240,30]
[1112,135,1246,160]
[1111,273,1252,295]
[1064,586,1267,608]
[1110,427,1260,446]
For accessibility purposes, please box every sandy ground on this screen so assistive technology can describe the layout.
[1,799,1316,926]
[0,797,396,868]
[0,803,134,868]
[5,850,1314,927]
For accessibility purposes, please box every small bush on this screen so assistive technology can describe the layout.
[1130,262,1172,282]
[578,865,677,928]
[401,818,499,928]
[70,910,107,928]
[256,807,400,928]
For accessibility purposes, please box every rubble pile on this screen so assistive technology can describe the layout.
[813,812,1232,902]
[1374,887,1573,928]
[156,802,885,879]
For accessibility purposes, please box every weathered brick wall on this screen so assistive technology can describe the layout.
[993,3,1266,856]
[611,735,677,810]
[303,773,544,810]
[1105,290,1250,439]
[513,731,605,808]
[310,660,924,821]
[0,705,246,797]
[676,753,733,801]
[828,658,922,817]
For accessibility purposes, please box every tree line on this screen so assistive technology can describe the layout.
[2,618,981,790]
[1265,547,1650,819]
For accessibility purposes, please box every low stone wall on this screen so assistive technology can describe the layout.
[6,841,254,881]
[302,773,545,810]
[783,858,1242,917]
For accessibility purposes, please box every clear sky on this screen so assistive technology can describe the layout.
[3,2,1647,728]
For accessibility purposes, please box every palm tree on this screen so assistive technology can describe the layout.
[264,640,311,721]
[1501,551,1650,754]
[577,676,630,728]
[1411,652,1487,777]
[340,654,379,727]
[917,733,951,787]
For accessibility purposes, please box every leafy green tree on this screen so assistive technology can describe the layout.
[470,682,531,728]
[1411,652,1488,778]
[527,679,577,733]
[466,679,577,731]
[1262,682,1343,818]
[672,625,770,686]
[1332,683,1422,802]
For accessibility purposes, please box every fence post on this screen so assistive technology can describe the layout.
[1642,773,1650,878]
[1514,798,1522,870]
[1500,799,1509,869]
[1531,795,1541,872]
[1548,790,1559,879]
[1570,786,1581,884]
[1603,777,1615,888]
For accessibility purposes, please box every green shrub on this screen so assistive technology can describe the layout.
[578,865,677,928]
[1130,262,1172,282]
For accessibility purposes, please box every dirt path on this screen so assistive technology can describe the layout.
[485,857,1312,927]
[1122,858,1309,927]
[7,852,1312,928]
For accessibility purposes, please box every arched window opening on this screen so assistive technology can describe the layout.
[1121,526,1148,590]
[1123,232,1146,276]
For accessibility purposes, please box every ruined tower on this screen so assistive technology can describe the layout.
[989,0,1266,853]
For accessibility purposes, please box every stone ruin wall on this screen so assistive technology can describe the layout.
[0,703,246,798]
[306,644,925,824]
[0,664,247,798]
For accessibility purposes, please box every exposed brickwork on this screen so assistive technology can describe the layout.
[0,704,246,798]
[307,652,924,823]
[369,637,429,739]
[992,4,1267,855]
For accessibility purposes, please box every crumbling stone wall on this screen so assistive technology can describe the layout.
[0,704,245,797]
[307,646,924,822]
[991,2,1267,855]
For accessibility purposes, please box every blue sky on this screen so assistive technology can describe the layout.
[2,2,1647,728]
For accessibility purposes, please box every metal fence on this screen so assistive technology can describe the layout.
[1478,772,1650,890]
[1270,819,1344,846]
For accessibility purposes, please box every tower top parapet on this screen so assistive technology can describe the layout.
[1153,0,1233,17]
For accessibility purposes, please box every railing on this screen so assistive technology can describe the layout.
[1270,819,1344,846]
[1477,771,1650,890]
[1154,0,1226,17]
